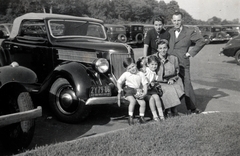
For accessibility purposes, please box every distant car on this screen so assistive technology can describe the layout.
[1,13,135,124]
[222,25,240,38]
[220,35,240,65]
[197,25,231,44]
[143,24,154,37]
[105,24,127,43]
[124,24,144,46]
[0,23,12,44]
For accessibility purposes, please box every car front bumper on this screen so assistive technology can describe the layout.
[0,106,42,127]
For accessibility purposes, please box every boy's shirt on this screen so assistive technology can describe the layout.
[118,71,148,89]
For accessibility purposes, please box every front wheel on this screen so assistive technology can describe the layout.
[235,50,240,65]
[0,91,35,151]
[49,78,90,123]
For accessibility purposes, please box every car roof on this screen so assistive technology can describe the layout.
[105,24,125,27]
[10,13,103,39]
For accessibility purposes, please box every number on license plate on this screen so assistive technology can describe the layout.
[89,85,111,97]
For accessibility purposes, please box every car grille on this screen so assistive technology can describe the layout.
[110,53,132,80]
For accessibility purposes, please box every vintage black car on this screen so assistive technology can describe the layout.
[220,35,240,65]
[124,24,144,46]
[143,24,154,37]
[105,24,127,43]
[197,25,231,44]
[0,62,42,151]
[222,25,240,38]
[0,13,134,124]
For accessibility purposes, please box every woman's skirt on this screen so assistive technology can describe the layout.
[160,77,184,109]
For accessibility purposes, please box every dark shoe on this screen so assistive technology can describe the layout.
[138,116,146,124]
[172,112,180,117]
[191,108,202,114]
[128,116,134,125]
[166,112,172,118]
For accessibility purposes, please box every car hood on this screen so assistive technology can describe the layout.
[51,39,130,52]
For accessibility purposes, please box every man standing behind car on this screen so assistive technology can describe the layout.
[168,11,206,114]
[143,15,170,57]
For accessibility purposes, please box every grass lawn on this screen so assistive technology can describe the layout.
[16,112,240,156]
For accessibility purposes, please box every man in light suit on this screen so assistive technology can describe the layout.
[168,11,206,114]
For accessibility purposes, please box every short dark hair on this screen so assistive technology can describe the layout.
[123,57,135,68]
[172,11,184,18]
[136,57,146,69]
[152,15,165,25]
[147,55,159,65]
[156,39,169,48]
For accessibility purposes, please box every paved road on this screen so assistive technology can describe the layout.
[1,43,240,155]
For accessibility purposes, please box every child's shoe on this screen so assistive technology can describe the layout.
[128,116,134,125]
[153,117,160,122]
[138,116,146,124]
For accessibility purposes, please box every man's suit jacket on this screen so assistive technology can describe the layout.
[168,26,206,70]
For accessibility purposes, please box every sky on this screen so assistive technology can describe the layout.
[163,0,240,21]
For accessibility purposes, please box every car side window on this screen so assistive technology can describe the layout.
[20,20,47,38]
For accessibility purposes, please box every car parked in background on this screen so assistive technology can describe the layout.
[105,24,127,43]
[143,24,154,37]
[197,25,231,44]
[0,13,135,124]
[222,24,240,38]
[0,23,12,44]
[124,24,144,46]
[220,35,240,65]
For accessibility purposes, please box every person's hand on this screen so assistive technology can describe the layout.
[168,79,174,85]
[150,82,155,88]
[138,92,146,100]
[184,52,191,58]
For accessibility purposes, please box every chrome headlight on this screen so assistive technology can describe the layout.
[94,58,109,73]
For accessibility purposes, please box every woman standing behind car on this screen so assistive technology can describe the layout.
[154,39,184,117]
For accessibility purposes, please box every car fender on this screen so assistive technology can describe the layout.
[0,82,28,106]
[0,66,37,87]
[50,62,92,100]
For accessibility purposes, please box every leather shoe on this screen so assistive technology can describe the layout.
[128,116,134,125]
[138,116,146,124]
[191,108,202,114]
[166,112,172,118]
[172,112,180,117]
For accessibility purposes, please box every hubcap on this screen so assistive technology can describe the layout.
[56,85,78,114]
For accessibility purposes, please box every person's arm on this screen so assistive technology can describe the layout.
[117,82,123,107]
[117,73,126,106]
[168,57,179,83]
[143,44,149,57]
[188,28,206,57]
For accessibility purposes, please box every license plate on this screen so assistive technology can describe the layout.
[89,85,112,97]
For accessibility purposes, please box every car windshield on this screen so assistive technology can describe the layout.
[48,19,106,39]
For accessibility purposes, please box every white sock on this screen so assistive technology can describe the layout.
[129,112,133,116]
[152,110,158,118]
[139,113,144,117]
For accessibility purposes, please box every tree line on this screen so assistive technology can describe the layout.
[0,0,238,25]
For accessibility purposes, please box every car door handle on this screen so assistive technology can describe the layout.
[13,45,19,49]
